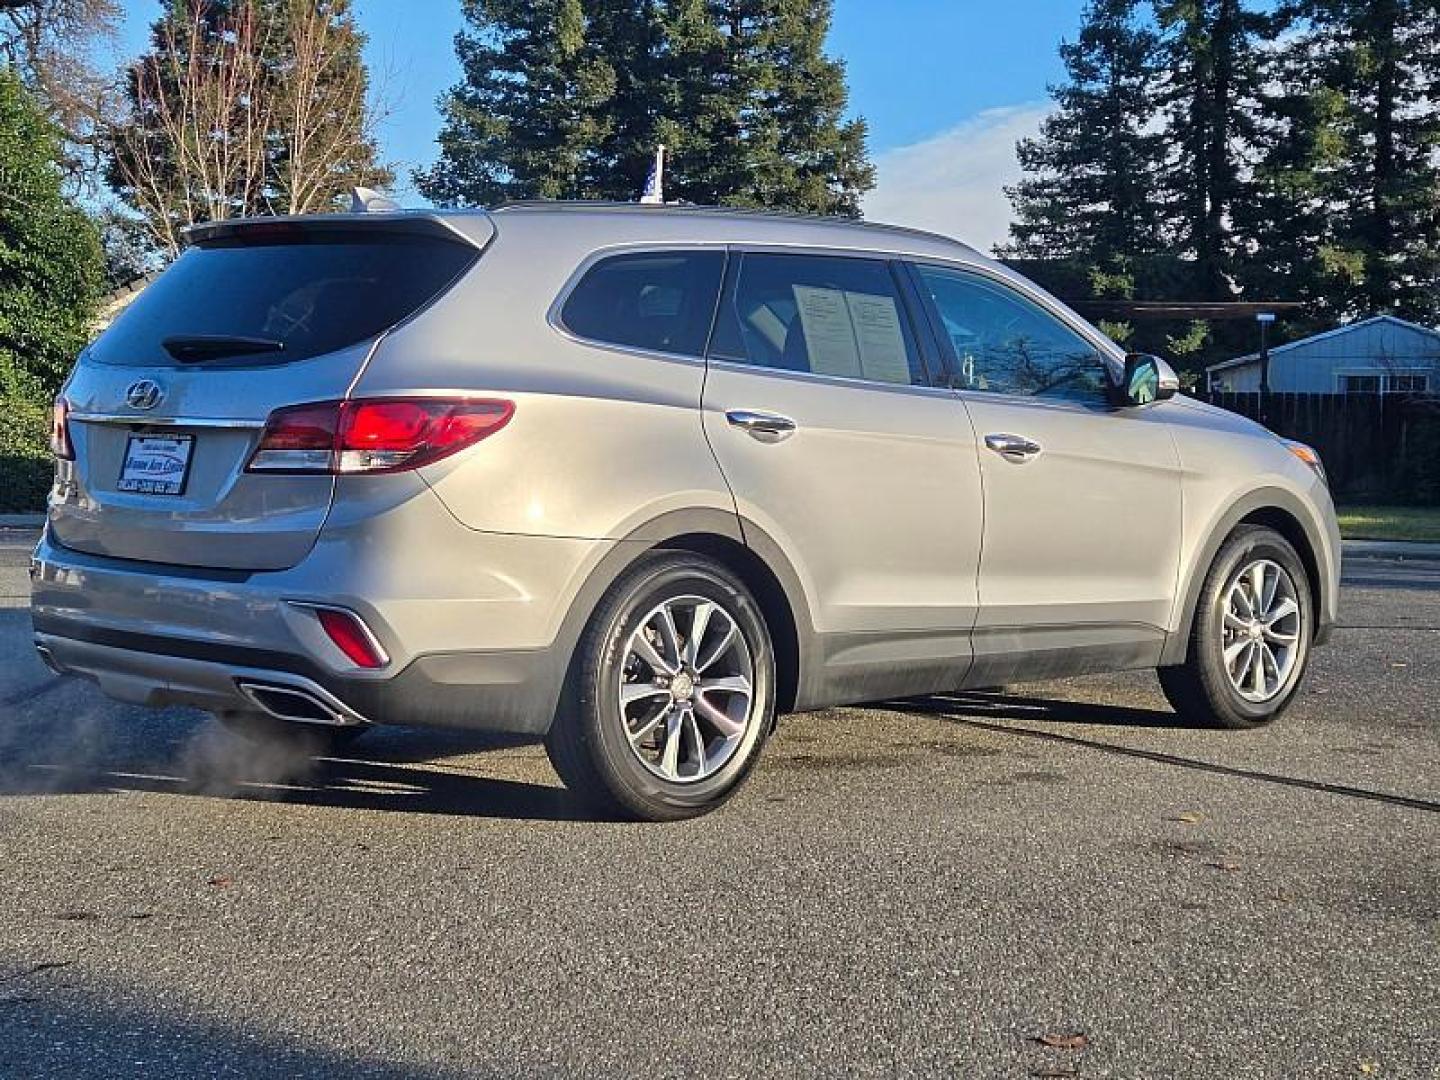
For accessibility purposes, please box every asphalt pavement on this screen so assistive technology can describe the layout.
[0,528,1436,1078]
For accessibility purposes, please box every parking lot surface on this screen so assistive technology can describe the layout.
[1,529,1436,1078]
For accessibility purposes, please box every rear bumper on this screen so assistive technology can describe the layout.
[29,492,614,734]
[32,616,562,734]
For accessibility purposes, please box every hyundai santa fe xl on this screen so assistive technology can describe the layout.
[30,202,1340,820]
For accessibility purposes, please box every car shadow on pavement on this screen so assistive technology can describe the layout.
[0,977,449,1079]
[0,710,601,822]
[892,691,1440,814]
[887,690,1194,729]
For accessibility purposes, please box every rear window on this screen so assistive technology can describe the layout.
[559,251,725,357]
[91,227,478,368]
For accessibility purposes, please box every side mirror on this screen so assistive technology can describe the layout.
[1117,353,1180,407]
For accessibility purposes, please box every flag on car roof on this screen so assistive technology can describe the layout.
[639,145,665,204]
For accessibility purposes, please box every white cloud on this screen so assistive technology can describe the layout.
[862,103,1051,256]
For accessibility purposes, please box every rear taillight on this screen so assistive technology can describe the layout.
[51,397,74,461]
[246,397,514,474]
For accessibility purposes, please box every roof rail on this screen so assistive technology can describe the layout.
[484,199,968,250]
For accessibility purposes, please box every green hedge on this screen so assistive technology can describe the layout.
[0,388,53,513]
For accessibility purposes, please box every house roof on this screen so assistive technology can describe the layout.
[1206,315,1440,373]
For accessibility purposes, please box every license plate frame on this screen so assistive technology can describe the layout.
[117,433,195,496]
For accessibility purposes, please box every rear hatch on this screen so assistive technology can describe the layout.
[50,214,485,570]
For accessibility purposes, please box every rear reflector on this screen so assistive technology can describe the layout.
[51,397,74,461]
[247,397,513,474]
[314,607,388,669]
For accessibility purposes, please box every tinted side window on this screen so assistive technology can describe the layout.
[560,251,725,356]
[709,253,926,387]
[913,265,1107,402]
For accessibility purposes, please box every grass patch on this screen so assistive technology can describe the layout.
[1336,504,1440,543]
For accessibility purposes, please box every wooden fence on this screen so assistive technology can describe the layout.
[1205,392,1440,504]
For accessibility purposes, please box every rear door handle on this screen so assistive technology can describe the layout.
[984,433,1043,460]
[726,409,797,441]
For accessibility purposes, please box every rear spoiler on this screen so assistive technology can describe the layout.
[182,211,493,251]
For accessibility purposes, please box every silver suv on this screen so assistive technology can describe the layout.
[32,203,1340,820]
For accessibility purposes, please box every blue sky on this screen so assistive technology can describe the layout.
[114,1,1082,250]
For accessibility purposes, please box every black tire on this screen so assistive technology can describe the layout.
[215,712,366,757]
[545,551,776,822]
[1159,525,1313,729]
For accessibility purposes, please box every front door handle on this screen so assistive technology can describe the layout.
[984,433,1043,461]
[726,409,797,442]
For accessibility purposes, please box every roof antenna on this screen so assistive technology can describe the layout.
[350,187,402,213]
[638,145,665,204]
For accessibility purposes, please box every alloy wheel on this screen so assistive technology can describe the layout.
[617,594,756,783]
[1220,558,1303,703]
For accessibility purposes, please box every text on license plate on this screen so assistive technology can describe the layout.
[118,434,194,495]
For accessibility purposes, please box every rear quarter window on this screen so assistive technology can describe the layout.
[91,226,478,368]
[559,251,725,357]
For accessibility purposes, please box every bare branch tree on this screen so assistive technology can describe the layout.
[0,0,122,189]
[271,0,390,215]
[108,1,275,258]
[105,0,392,260]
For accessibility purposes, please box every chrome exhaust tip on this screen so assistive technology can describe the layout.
[235,680,365,727]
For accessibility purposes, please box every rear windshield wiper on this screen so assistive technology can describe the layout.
[161,335,286,362]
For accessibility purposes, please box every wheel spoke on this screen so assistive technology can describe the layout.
[627,704,668,745]
[656,605,683,669]
[699,674,750,695]
[1223,611,1249,633]
[682,709,708,778]
[695,621,737,674]
[1249,562,1268,612]
[658,708,683,779]
[1223,638,1251,667]
[630,633,676,677]
[694,692,746,737]
[1231,640,1255,683]
[1231,586,1254,620]
[1250,641,1267,696]
[1259,562,1278,613]
[621,682,668,708]
[1264,596,1298,628]
[686,602,714,668]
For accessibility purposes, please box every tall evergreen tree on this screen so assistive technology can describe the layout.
[1002,0,1168,264]
[418,0,874,215]
[1230,4,1335,315]
[656,0,873,214]
[1305,0,1436,319]
[1154,0,1273,298]
[418,0,621,205]
[1241,1,1440,321]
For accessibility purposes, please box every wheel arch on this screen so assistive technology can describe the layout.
[1161,487,1334,667]
[652,532,803,715]
[544,510,813,730]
